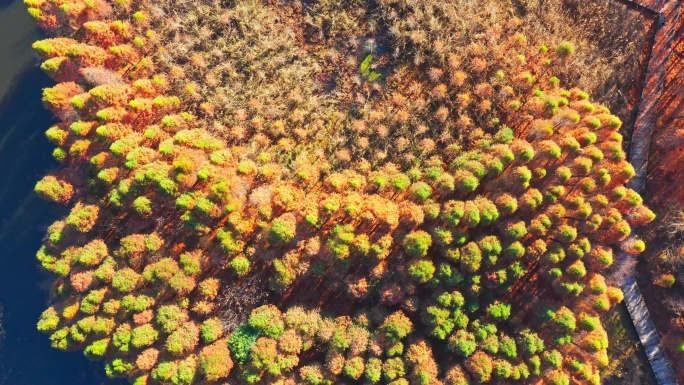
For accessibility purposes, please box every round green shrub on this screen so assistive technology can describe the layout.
[409,260,436,283]
[230,256,251,277]
[403,231,433,258]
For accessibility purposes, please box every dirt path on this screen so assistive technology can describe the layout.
[619,1,682,384]
[622,276,679,384]
[627,0,681,193]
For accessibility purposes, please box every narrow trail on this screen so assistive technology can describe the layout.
[622,276,678,384]
[627,0,680,193]
[617,1,681,384]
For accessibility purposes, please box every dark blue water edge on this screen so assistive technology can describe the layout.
[0,61,128,385]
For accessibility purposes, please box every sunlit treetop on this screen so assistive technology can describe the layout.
[26,0,654,384]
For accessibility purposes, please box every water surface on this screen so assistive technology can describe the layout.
[0,1,127,384]
[0,0,39,102]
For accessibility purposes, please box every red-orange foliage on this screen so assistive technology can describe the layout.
[136,348,159,371]
[26,0,656,383]
[199,340,234,381]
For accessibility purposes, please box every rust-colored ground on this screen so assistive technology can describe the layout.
[632,0,684,381]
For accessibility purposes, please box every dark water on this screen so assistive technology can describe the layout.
[0,1,126,384]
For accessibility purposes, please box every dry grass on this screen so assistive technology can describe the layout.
[146,0,651,163]
[485,0,654,144]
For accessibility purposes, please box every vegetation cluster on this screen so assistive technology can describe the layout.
[26,0,654,384]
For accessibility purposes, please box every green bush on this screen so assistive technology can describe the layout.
[381,311,413,341]
[487,302,511,320]
[104,358,134,378]
[84,338,109,360]
[553,307,576,333]
[133,196,152,214]
[229,256,251,277]
[409,260,436,283]
[112,268,141,293]
[403,231,433,258]
[364,358,382,383]
[453,169,478,192]
[578,313,600,331]
[409,182,432,201]
[460,242,482,273]
[201,318,224,344]
[248,305,284,339]
[481,334,500,354]
[494,359,513,379]
[156,305,188,334]
[543,349,563,369]
[382,357,406,381]
[165,322,200,355]
[499,335,517,358]
[268,215,297,244]
[422,306,453,340]
[442,201,465,226]
[131,323,159,348]
[518,329,544,356]
[556,41,575,58]
[343,357,365,380]
[112,324,132,353]
[37,307,60,332]
[505,222,527,240]
[448,330,477,357]
[227,323,261,365]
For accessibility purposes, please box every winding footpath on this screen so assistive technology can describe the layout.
[619,0,681,384]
